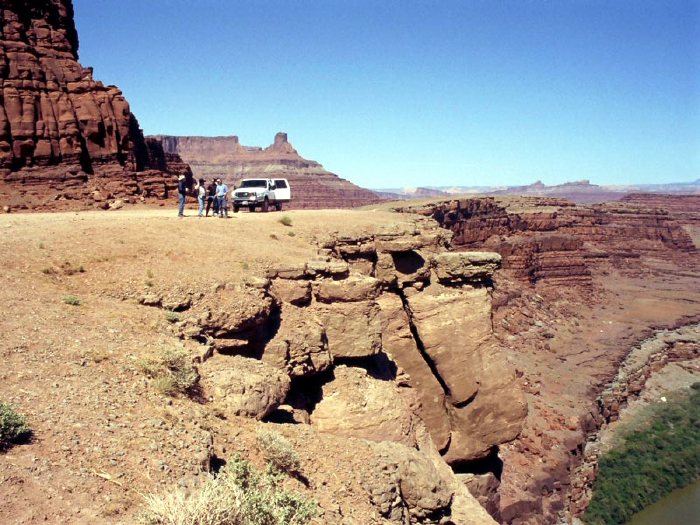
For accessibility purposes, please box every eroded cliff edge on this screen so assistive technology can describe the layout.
[138,216,528,522]
[392,195,700,523]
[1,209,530,524]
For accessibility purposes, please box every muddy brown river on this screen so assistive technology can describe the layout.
[625,478,700,525]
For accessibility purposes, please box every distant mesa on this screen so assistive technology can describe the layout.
[378,178,699,205]
[153,133,385,209]
[0,0,187,211]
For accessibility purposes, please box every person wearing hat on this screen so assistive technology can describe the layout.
[177,174,187,217]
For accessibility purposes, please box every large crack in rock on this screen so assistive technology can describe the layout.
[146,218,525,522]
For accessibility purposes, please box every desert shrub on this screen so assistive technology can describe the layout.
[0,401,30,449]
[164,310,179,323]
[140,456,318,525]
[61,261,85,275]
[62,295,81,306]
[138,348,199,397]
[162,348,199,392]
[581,385,700,525]
[287,231,296,237]
[256,428,301,475]
[278,215,293,227]
[151,376,177,397]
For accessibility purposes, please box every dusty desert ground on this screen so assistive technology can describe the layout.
[0,205,435,524]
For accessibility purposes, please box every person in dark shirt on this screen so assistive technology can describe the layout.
[205,180,218,217]
[177,175,187,217]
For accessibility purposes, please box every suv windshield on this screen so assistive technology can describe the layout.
[239,179,267,188]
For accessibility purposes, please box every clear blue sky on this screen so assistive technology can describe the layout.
[72,0,699,189]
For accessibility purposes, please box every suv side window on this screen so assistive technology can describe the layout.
[274,179,288,189]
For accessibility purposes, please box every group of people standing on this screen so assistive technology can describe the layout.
[177,175,230,218]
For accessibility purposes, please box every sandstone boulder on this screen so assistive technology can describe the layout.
[406,283,492,405]
[366,441,454,522]
[377,293,451,451]
[315,300,381,358]
[432,252,501,283]
[313,274,380,303]
[310,365,417,447]
[200,356,290,420]
[269,278,311,306]
[262,303,332,378]
[198,284,272,339]
[442,341,528,463]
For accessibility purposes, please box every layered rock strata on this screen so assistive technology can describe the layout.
[393,195,700,523]
[0,0,185,210]
[395,196,696,285]
[155,132,385,209]
[138,218,528,521]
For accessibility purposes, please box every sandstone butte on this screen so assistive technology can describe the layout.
[0,0,194,212]
[152,133,386,209]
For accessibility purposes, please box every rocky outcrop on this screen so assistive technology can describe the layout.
[154,132,385,209]
[145,216,525,520]
[310,365,419,448]
[395,196,696,285]
[391,195,700,523]
[172,219,525,461]
[0,0,187,210]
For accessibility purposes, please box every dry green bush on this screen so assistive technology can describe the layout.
[62,295,81,306]
[137,348,199,397]
[255,428,301,476]
[140,456,318,525]
[0,401,30,449]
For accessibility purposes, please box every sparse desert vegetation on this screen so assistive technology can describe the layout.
[140,455,318,525]
[0,401,30,450]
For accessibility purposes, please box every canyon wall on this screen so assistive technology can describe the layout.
[155,132,385,209]
[134,216,528,523]
[393,195,700,523]
[0,0,184,211]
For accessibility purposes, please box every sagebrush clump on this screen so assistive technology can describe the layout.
[62,295,81,306]
[140,455,318,525]
[256,427,301,475]
[137,347,199,396]
[0,401,30,449]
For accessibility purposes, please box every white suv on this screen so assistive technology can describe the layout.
[231,178,291,212]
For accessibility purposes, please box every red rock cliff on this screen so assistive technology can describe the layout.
[0,0,183,210]
[394,195,700,524]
